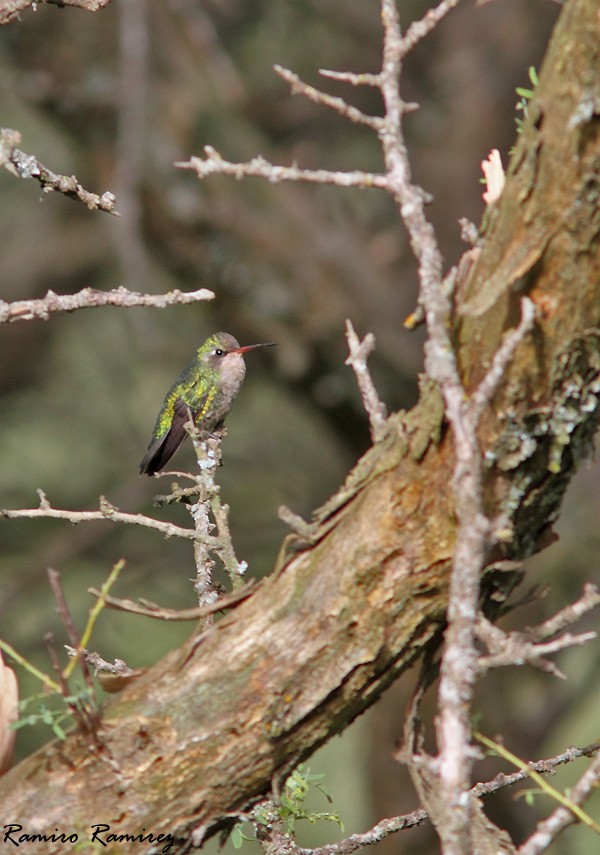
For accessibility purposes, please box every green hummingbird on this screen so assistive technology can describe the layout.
[139,332,275,475]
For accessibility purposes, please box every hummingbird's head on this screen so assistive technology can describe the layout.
[200,332,276,376]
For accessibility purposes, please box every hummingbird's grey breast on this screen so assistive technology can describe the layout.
[198,336,247,430]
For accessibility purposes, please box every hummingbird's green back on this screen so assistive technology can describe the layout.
[151,344,221,442]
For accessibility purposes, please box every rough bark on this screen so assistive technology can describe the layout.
[1,0,599,851]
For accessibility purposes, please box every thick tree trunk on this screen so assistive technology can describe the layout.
[1,0,598,851]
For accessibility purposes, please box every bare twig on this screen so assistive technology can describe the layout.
[476,584,600,676]
[0,639,59,694]
[361,2,482,846]
[472,740,600,799]
[477,619,596,677]
[470,298,536,422]
[518,751,600,855]
[430,300,534,847]
[0,285,213,324]
[399,0,464,58]
[87,579,258,621]
[368,4,537,849]
[64,648,144,692]
[185,425,249,593]
[176,146,388,190]
[44,633,97,736]
[277,505,315,542]
[0,0,112,26]
[476,732,600,835]
[0,128,118,213]
[43,634,71,703]
[184,427,223,610]
[189,492,219,612]
[65,650,137,677]
[344,320,388,442]
[1,490,207,542]
[190,428,248,606]
[294,811,429,855]
[47,568,82,653]
[47,568,93,690]
[274,65,382,129]
[319,69,380,88]
[526,583,600,641]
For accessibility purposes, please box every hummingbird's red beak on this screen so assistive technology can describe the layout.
[232,342,276,354]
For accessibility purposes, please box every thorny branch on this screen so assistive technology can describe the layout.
[0,285,214,324]
[0,128,118,213]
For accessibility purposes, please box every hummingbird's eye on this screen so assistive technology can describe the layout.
[214,348,225,356]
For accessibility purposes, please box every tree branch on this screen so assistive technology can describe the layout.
[1,490,204,542]
[476,584,600,676]
[0,0,112,27]
[0,285,214,324]
[274,65,382,129]
[176,146,388,190]
[87,580,258,622]
[0,128,117,213]
[518,751,600,855]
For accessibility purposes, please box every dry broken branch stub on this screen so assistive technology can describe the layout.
[344,319,389,442]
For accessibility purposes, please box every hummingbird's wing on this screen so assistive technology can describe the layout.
[139,397,201,475]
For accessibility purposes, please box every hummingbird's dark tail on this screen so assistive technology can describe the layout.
[139,436,169,475]
[139,398,196,475]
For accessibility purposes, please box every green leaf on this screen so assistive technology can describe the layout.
[230,826,243,849]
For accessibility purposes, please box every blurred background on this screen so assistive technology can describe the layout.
[0,0,598,851]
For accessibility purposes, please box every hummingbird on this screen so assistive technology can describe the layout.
[139,332,275,475]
